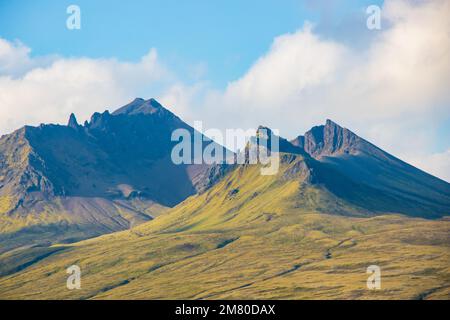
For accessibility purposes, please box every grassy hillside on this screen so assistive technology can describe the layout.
[0,196,167,255]
[0,155,448,299]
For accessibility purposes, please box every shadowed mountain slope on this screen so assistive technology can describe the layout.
[0,98,227,253]
[248,123,450,218]
[289,120,450,218]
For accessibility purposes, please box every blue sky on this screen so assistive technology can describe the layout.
[0,0,382,86]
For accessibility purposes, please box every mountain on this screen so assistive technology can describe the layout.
[0,98,228,253]
[0,139,448,299]
[0,103,449,299]
[290,120,450,218]
[248,122,450,218]
[1,107,448,255]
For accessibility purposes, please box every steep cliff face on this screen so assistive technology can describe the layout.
[291,119,380,158]
[0,127,55,212]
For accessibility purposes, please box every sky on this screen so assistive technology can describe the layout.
[0,0,449,181]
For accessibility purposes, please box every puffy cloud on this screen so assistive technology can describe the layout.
[199,0,450,130]
[0,45,173,135]
[159,82,209,124]
[409,149,450,183]
[0,38,56,77]
[0,38,34,77]
[225,23,346,108]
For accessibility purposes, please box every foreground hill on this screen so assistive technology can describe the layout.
[0,151,448,299]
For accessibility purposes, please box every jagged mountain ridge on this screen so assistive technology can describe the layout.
[249,122,450,218]
[0,100,449,299]
[0,98,224,206]
[0,99,449,256]
[0,98,228,253]
[291,119,370,157]
[288,120,450,218]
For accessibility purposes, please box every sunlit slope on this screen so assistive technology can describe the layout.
[0,196,166,255]
[0,155,448,299]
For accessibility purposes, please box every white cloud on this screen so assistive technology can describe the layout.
[409,149,450,183]
[0,46,174,135]
[0,38,56,77]
[225,23,346,108]
[159,82,209,124]
[0,38,33,77]
[198,0,450,130]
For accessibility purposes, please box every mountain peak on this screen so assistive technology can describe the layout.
[112,98,165,116]
[252,125,304,155]
[67,113,79,128]
[325,119,340,128]
[299,119,362,158]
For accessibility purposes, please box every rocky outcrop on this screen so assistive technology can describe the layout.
[292,119,375,159]
[67,113,79,129]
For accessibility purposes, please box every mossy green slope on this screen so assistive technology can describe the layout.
[0,154,448,299]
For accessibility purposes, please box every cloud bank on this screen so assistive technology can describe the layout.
[0,40,173,133]
[0,0,449,181]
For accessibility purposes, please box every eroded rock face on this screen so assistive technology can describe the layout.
[0,98,230,215]
[298,119,363,158]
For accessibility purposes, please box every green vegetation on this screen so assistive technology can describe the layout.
[0,157,448,299]
[0,196,13,213]
[0,104,449,299]
[0,196,166,255]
